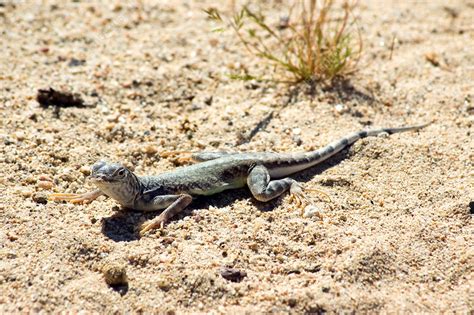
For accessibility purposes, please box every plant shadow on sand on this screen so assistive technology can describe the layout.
[101,149,350,242]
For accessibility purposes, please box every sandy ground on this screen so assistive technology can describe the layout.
[0,0,473,313]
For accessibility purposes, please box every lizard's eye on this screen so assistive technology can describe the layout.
[117,169,126,177]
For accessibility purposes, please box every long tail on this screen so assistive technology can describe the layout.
[309,122,431,165]
[267,122,431,178]
[318,122,431,158]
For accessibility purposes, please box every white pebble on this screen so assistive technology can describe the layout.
[292,128,301,135]
[303,205,323,219]
[334,104,346,113]
[14,131,26,141]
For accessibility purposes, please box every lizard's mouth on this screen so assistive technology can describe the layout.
[90,174,114,183]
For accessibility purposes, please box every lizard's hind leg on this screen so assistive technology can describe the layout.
[247,165,330,210]
[248,165,305,205]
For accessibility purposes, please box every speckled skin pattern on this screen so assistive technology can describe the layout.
[90,124,429,215]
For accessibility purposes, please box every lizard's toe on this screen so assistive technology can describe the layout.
[49,193,82,201]
[139,218,165,236]
[289,184,309,211]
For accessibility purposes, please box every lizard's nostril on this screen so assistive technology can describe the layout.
[91,173,106,182]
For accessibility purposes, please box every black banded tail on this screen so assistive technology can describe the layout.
[267,122,431,178]
[309,122,431,164]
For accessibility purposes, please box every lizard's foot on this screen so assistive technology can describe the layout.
[49,190,102,204]
[288,183,310,210]
[288,183,331,214]
[139,216,165,236]
[303,187,332,203]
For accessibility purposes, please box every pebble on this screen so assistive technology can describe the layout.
[220,266,247,283]
[32,192,48,204]
[24,176,36,184]
[157,277,171,291]
[143,144,159,155]
[59,173,75,182]
[14,131,26,141]
[334,104,344,112]
[20,189,33,198]
[39,174,53,182]
[80,166,91,176]
[7,231,18,241]
[303,205,323,219]
[102,263,128,286]
[248,242,258,251]
[105,122,116,131]
[292,128,301,135]
[37,180,54,190]
[334,104,346,113]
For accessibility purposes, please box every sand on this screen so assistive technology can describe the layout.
[0,0,473,313]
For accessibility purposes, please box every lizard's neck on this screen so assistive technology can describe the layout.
[96,172,143,208]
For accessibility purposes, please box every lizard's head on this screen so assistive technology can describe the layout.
[90,161,140,206]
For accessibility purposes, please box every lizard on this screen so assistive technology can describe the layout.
[49,123,429,236]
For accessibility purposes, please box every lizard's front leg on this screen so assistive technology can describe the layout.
[247,165,309,208]
[138,194,192,236]
[49,189,103,204]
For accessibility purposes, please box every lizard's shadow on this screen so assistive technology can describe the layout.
[101,149,350,242]
[101,211,144,242]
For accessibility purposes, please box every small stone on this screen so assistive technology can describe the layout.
[7,232,18,241]
[80,165,91,176]
[157,277,171,291]
[103,263,128,286]
[220,267,247,283]
[334,104,346,113]
[292,128,301,135]
[38,174,53,182]
[292,135,303,146]
[106,113,120,122]
[248,242,258,251]
[121,81,132,88]
[32,192,48,204]
[24,176,36,184]
[14,131,26,141]
[68,58,85,67]
[59,173,75,182]
[105,122,116,131]
[37,180,54,190]
[204,96,213,106]
[287,298,297,307]
[303,205,323,219]
[143,144,159,155]
[20,189,33,198]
